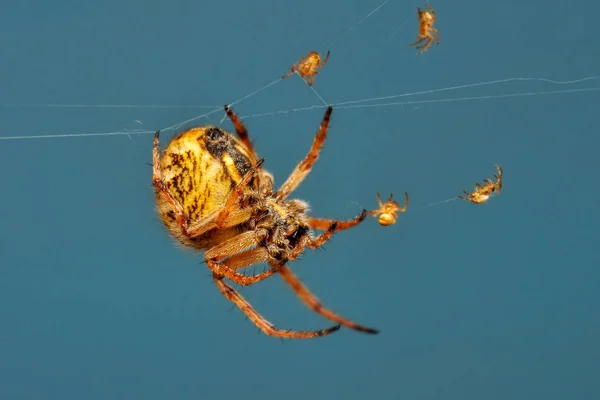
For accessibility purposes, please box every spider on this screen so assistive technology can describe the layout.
[152,104,379,339]
[282,50,330,86]
[409,3,440,55]
[368,192,409,226]
[459,164,503,204]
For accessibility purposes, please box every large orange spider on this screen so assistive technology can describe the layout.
[368,192,409,226]
[282,50,330,86]
[409,3,440,55]
[153,104,379,339]
[459,165,503,204]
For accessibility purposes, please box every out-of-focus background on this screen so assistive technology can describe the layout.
[1,0,599,399]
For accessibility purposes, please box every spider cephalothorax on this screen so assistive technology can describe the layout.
[153,105,377,339]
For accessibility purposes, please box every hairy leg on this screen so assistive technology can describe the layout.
[224,105,258,160]
[216,158,264,228]
[213,273,341,339]
[307,209,367,232]
[275,106,333,200]
[275,263,379,334]
[205,231,276,286]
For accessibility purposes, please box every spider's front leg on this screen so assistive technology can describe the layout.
[307,209,368,233]
[275,105,333,200]
[288,211,366,263]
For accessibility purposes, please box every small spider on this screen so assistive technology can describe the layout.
[459,164,503,204]
[282,50,330,86]
[153,104,378,339]
[368,192,409,226]
[409,3,440,55]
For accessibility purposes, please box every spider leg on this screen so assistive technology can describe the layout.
[153,131,189,234]
[274,263,379,334]
[376,193,384,208]
[183,157,267,238]
[224,247,270,272]
[415,39,430,49]
[409,36,428,47]
[458,190,472,202]
[215,158,264,228]
[275,106,333,200]
[282,70,295,79]
[367,210,381,218]
[399,192,409,212]
[282,62,301,80]
[432,27,440,44]
[224,105,259,160]
[416,38,433,54]
[213,273,341,339]
[286,222,339,262]
[305,74,315,86]
[307,209,367,232]
[425,4,436,18]
[307,222,337,249]
[319,50,331,68]
[205,231,279,286]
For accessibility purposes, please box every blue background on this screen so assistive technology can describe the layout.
[1,0,599,399]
